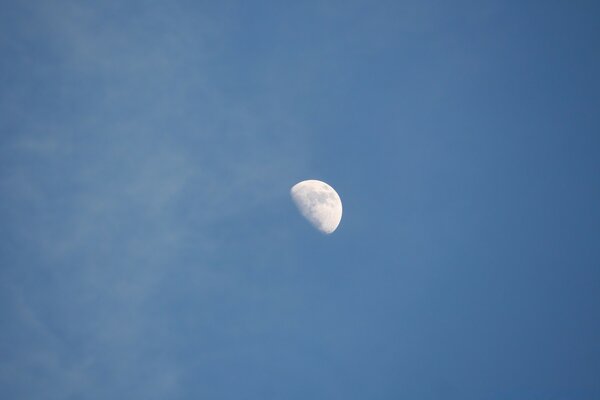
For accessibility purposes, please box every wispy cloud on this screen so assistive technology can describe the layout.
[0,2,310,398]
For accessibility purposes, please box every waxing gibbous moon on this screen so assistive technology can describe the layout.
[290,179,342,234]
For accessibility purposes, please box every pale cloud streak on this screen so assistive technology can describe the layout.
[0,2,309,398]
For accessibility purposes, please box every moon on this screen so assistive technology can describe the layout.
[290,179,342,234]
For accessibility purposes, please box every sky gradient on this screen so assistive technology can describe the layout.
[1,1,600,399]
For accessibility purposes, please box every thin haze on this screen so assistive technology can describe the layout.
[1,1,599,399]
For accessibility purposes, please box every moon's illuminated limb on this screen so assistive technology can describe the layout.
[290,180,342,234]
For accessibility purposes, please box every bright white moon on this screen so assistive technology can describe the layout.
[290,179,342,234]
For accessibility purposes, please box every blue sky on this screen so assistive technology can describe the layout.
[1,1,599,398]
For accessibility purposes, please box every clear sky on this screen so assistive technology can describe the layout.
[1,1,599,399]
